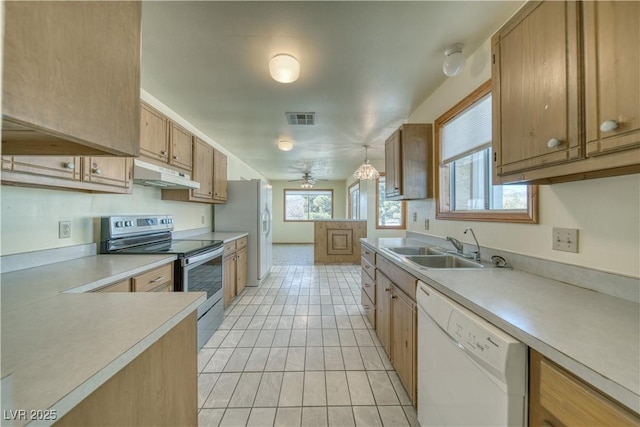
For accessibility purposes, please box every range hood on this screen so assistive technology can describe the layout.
[133,159,200,189]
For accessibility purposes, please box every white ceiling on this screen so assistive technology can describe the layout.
[141,1,523,181]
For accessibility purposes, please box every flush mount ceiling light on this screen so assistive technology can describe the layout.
[269,54,300,83]
[443,43,466,77]
[277,140,293,151]
[353,145,380,180]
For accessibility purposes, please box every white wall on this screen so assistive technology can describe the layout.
[0,93,266,256]
[271,180,347,243]
[406,38,640,278]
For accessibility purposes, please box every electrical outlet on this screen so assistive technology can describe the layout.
[424,219,430,230]
[552,227,578,253]
[412,212,417,222]
[201,216,205,224]
[59,221,71,239]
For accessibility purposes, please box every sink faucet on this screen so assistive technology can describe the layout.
[446,236,464,254]
[464,227,481,261]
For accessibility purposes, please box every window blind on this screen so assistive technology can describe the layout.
[441,94,492,164]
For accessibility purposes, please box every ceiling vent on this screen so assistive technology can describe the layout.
[286,112,315,125]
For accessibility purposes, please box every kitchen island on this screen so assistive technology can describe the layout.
[314,220,366,264]
[1,254,205,426]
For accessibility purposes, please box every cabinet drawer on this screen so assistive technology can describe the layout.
[361,257,375,281]
[376,256,417,300]
[361,291,375,328]
[132,264,173,292]
[224,241,237,257]
[95,279,130,293]
[361,272,375,305]
[236,237,248,251]
[362,245,376,265]
[152,282,174,292]
[537,354,639,426]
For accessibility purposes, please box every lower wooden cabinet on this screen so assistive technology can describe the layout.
[55,313,197,426]
[223,237,248,306]
[529,349,640,427]
[132,264,173,293]
[363,246,417,406]
[95,279,131,293]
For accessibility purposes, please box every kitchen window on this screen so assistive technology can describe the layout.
[284,189,334,221]
[376,175,405,229]
[435,80,538,223]
[348,181,360,219]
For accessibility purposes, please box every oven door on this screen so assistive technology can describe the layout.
[181,247,224,348]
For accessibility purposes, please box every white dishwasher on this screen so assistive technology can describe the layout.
[417,281,527,427]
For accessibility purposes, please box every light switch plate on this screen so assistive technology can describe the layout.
[553,227,578,253]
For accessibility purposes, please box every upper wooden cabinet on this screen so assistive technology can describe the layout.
[2,1,141,156]
[169,122,193,172]
[140,102,169,162]
[384,123,433,200]
[139,102,193,174]
[492,0,640,184]
[1,156,132,194]
[213,149,228,202]
[162,137,228,204]
[583,1,640,158]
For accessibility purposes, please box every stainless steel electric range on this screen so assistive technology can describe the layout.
[100,215,223,349]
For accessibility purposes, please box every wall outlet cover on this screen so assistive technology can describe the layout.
[59,221,71,239]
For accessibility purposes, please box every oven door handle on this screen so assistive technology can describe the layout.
[182,247,224,266]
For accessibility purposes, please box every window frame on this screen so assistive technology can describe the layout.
[376,174,406,229]
[283,188,334,222]
[348,180,360,220]
[435,80,538,223]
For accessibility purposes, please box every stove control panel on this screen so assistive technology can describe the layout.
[101,215,174,239]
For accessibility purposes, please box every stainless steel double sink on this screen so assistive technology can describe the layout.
[381,245,488,270]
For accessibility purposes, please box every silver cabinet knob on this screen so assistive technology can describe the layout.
[173,156,179,160]
[547,138,561,148]
[93,168,102,175]
[599,119,619,133]
[160,150,167,156]
[64,162,75,170]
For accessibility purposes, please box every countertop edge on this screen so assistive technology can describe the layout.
[186,231,248,244]
[361,238,640,414]
[63,255,178,294]
[40,293,206,426]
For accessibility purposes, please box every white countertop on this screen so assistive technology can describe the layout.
[185,231,248,243]
[362,237,640,414]
[1,255,206,426]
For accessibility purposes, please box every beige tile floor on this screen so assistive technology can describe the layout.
[197,265,419,427]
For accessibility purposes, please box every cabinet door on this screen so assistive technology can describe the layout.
[375,272,392,356]
[213,149,228,202]
[9,156,81,181]
[584,1,640,157]
[140,102,169,162]
[235,247,247,296]
[192,137,214,201]
[391,286,416,404]
[82,157,132,189]
[2,1,141,156]
[385,130,401,197]
[169,122,193,172]
[492,1,582,177]
[223,255,237,306]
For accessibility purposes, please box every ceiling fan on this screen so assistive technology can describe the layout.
[288,172,327,188]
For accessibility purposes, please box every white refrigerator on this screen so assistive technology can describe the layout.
[214,179,272,287]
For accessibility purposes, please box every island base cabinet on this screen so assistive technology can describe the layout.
[55,312,197,426]
[529,349,640,427]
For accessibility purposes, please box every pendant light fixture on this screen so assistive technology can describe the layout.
[353,145,380,180]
